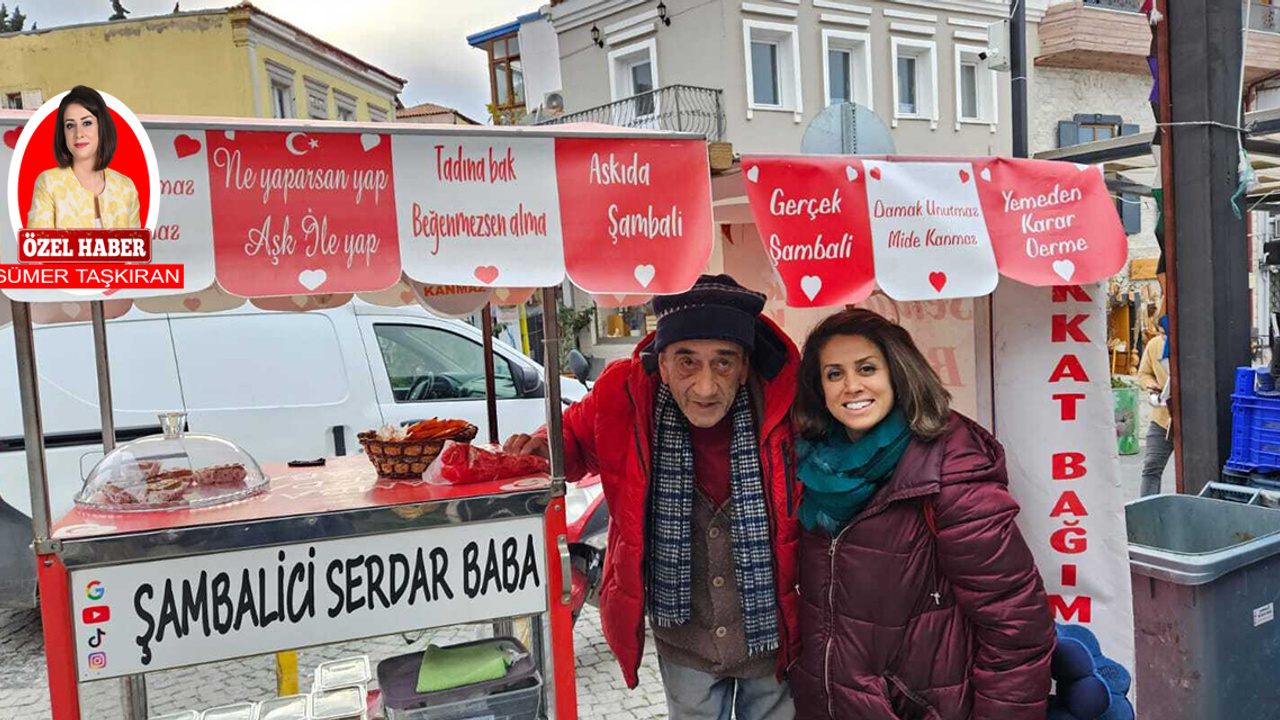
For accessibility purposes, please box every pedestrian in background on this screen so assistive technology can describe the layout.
[1137,321,1172,496]
[788,309,1054,720]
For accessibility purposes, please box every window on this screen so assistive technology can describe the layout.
[890,38,938,128]
[5,93,21,109]
[265,60,297,120]
[960,63,978,118]
[829,49,852,103]
[1057,116,1140,234]
[596,302,656,343]
[334,90,357,122]
[304,77,329,120]
[630,60,655,115]
[954,45,997,127]
[373,324,519,403]
[823,28,877,109]
[489,34,525,117]
[744,20,803,121]
[1079,123,1118,142]
[752,41,780,105]
[368,104,388,123]
[609,39,660,122]
[897,56,917,114]
[1058,114,1127,147]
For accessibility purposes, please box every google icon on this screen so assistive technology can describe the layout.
[86,581,103,601]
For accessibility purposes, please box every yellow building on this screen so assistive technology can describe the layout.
[0,2,405,121]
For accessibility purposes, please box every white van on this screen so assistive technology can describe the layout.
[0,300,588,608]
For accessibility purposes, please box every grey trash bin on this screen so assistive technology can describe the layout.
[1127,493,1280,720]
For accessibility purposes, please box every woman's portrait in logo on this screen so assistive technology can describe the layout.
[28,86,139,230]
[6,85,157,237]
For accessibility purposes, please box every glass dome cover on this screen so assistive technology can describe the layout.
[76,413,269,512]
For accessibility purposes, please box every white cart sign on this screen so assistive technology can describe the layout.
[69,516,547,681]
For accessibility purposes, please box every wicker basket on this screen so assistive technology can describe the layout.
[357,424,478,479]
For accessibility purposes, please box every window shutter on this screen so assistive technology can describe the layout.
[1121,193,1141,235]
[21,90,42,109]
[1058,120,1080,148]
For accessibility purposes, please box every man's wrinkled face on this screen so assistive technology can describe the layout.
[658,339,749,428]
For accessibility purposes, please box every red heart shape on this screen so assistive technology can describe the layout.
[959,169,970,184]
[474,266,500,285]
[183,297,202,311]
[173,134,202,159]
[929,272,947,292]
[869,167,882,181]
[3,125,22,149]
[400,290,414,304]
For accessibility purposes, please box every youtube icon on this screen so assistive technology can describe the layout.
[82,606,110,625]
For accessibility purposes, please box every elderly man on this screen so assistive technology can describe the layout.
[506,275,800,720]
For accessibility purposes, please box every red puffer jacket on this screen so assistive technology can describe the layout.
[791,413,1054,720]
[551,318,802,688]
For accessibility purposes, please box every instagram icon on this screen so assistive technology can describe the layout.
[87,652,107,670]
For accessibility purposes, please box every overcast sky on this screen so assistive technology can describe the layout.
[22,0,522,123]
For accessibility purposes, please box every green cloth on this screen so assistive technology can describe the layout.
[796,409,911,534]
[416,642,511,693]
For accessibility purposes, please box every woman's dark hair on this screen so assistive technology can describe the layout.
[794,308,952,441]
[53,86,116,171]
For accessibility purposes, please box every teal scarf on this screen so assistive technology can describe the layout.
[796,409,911,533]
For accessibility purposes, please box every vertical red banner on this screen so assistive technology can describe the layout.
[556,138,713,294]
[206,130,401,296]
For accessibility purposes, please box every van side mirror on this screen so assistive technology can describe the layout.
[513,363,544,398]
[568,350,591,386]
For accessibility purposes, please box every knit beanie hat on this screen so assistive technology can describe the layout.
[652,274,767,353]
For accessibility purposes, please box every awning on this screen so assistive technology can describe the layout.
[1,113,714,305]
[1032,105,1280,212]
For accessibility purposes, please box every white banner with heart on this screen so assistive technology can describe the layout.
[394,135,565,288]
[862,160,999,301]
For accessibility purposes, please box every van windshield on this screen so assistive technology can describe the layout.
[373,324,518,403]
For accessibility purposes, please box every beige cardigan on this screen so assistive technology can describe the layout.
[27,166,141,229]
[1137,334,1171,430]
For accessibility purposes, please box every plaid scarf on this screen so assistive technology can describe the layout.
[649,384,780,657]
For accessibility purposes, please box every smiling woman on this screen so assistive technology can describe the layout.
[789,308,1055,720]
[26,85,141,230]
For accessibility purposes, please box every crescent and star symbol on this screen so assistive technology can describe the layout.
[284,132,320,156]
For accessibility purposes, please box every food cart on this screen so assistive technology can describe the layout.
[3,103,1141,716]
[0,110,715,719]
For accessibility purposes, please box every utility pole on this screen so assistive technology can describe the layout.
[1166,0,1251,494]
[1010,0,1028,158]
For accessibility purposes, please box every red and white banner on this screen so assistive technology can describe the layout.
[974,159,1125,286]
[556,138,714,294]
[738,157,875,307]
[206,130,401,297]
[994,281,1135,672]
[741,156,1126,306]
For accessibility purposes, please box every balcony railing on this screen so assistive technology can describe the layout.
[1250,2,1280,33]
[1082,0,1143,12]
[537,85,725,142]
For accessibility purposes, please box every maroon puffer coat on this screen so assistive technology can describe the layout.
[791,412,1054,720]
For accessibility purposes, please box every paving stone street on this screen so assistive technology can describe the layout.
[0,447,1162,719]
[0,604,666,720]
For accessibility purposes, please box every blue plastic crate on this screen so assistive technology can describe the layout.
[1226,367,1280,475]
